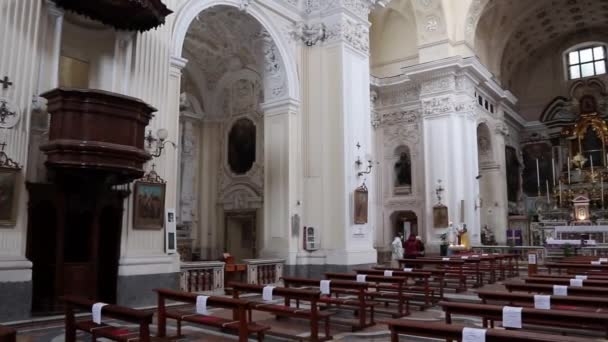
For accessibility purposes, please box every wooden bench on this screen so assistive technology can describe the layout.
[532,273,608,281]
[154,288,270,342]
[423,256,489,285]
[524,276,608,288]
[384,319,592,342]
[477,290,608,311]
[62,295,153,342]
[353,268,437,307]
[546,262,608,274]
[230,282,333,341]
[324,272,411,318]
[440,300,608,337]
[0,325,16,342]
[504,281,608,296]
[281,276,375,331]
[396,259,468,291]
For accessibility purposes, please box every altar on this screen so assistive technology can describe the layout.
[552,225,608,243]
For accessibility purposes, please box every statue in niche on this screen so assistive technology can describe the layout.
[228,118,256,174]
[394,152,412,186]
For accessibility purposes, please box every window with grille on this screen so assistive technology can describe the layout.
[567,45,607,80]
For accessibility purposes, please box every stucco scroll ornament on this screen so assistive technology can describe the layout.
[291,22,326,47]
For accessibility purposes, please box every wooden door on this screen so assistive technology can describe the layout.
[225,212,256,262]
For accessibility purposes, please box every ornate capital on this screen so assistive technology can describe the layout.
[305,0,391,20]
[290,22,327,46]
[325,17,369,53]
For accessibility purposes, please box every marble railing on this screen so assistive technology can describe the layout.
[243,259,285,285]
[180,261,225,293]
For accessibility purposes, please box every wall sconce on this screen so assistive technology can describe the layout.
[435,179,445,204]
[357,159,373,176]
[144,128,176,158]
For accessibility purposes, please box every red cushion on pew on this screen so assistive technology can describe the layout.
[107,328,131,336]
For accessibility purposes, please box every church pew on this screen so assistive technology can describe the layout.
[353,268,438,307]
[384,319,592,342]
[62,295,153,342]
[396,259,468,291]
[323,272,411,318]
[154,288,269,342]
[373,266,449,295]
[422,255,491,285]
[281,276,375,331]
[503,281,608,296]
[440,300,608,337]
[532,273,608,281]
[0,325,16,342]
[477,290,608,311]
[230,282,333,342]
[524,276,608,287]
[545,262,608,274]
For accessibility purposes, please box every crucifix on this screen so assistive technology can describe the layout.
[0,99,15,124]
[0,141,6,152]
[0,76,12,89]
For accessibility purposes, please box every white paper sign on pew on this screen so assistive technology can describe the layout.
[92,302,108,324]
[384,270,393,277]
[570,278,583,287]
[403,268,413,272]
[553,285,568,296]
[263,286,276,301]
[600,258,608,263]
[528,254,537,264]
[462,327,486,342]
[591,261,602,265]
[442,258,450,261]
[356,274,367,283]
[502,306,523,328]
[320,280,331,295]
[575,275,588,280]
[534,295,550,309]
[196,295,209,315]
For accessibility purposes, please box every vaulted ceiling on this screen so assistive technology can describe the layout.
[183,6,265,91]
[476,0,608,84]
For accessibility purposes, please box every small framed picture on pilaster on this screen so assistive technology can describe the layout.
[354,184,368,224]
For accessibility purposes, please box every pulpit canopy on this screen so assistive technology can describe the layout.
[50,0,172,32]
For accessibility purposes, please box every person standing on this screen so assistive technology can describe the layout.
[391,235,404,267]
[404,234,420,258]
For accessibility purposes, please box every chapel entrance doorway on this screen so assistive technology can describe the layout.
[224,211,257,262]
[391,211,418,238]
[26,182,124,315]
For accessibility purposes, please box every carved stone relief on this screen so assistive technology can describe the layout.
[325,18,370,53]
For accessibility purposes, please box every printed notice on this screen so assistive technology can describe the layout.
[570,278,583,287]
[528,254,537,264]
[92,302,108,324]
[502,306,523,329]
[320,280,331,295]
[462,327,486,342]
[263,286,276,301]
[356,274,367,283]
[196,295,209,315]
[553,285,568,296]
[533,295,550,309]
[384,270,393,277]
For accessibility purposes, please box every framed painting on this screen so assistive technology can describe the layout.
[354,185,368,224]
[433,204,449,228]
[133,181,166,230]
[0,168,20,226]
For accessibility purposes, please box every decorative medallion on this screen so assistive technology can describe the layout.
[0,97,20,129]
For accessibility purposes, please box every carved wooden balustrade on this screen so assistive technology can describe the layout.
[180,261,224,293]
[243,259,285,285]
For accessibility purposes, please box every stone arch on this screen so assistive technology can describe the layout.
[389,210,419,239]
[170,0,299,102]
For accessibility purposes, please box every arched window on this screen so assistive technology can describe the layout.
[565,43,607,80]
